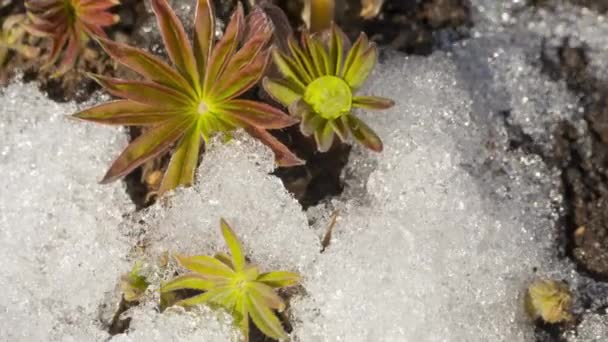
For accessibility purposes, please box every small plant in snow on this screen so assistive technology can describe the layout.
[73,0,302,195]
[24,0,120,76]
[263,24,394,152]
[162,219,300,341]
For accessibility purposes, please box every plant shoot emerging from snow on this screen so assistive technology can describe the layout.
[264,24,394,152]
[25,0,120,75]
[73,0,302,195]
[162,219,300,341]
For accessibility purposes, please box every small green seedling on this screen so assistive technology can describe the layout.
[25,0,120,75]
[162,219,300,341]
[73,0,302,195]
[120,261,150,302]
[525,279,572,324]
[264,24,394,152]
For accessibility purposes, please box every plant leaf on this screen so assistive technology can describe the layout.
[211,50,271,102]
[220,218,245,272]
[101,117,192,183]
[262,77,302,107]
[161,274,216,293]
[97,37,196,98]
[219,100,298,129]
[88,74,191,108]
[193,0,215,79]
[246,294,287,340]
[249,282,286,311]
[287,37,315,82]
[329,24,345,76]
[158,120,202,194]
[245,126,305,167]
[151,0,200,86]
[314,120,335,153]
[176,285,231,307]
[347,114,383,152]
[214,252,233,268]
[175,255,235,278]
[72,100,178,126]
[258,271,301,288]
[272,48,308,92]
[340,32,367,79]
[330,117,349,142]
[353,96,395,110]
[343,40,377,90]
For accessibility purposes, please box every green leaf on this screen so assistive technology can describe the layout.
[287,37,315,82]
[353,96,395,110]
[176,285,232,307]
[161,274,215,293]
[101,117,192,183]
[271,48,308,92]
[88,74,191,108]
[235,294,250,340]
[262,77,302,107]
[211,50,271,102]
[330,117,349,142]
[204,3,244,94]
[72,100,178,126]
[193,0,215,79]
[245,126,305,167]
[314,120,335,153]
[97,37,196,99]
[248,282,286,311]
[340,32,367,79]
[295,101,326,136]
[347,114,383,152]
[151,0,200,87]
[175,255,235,279]
[219,99,298,129]
[158,120,202,194]
[246,294,288,340]
[214,252,233,268]
[258,271,301,288]
[302,33,329,77]
[343,39,377,90]
[328,24,344,76]
[220,219,245,272]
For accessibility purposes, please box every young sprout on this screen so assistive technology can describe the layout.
[24,0,120,76]
[162,219,300,341]
[525,279,573,324]
[73,0,302,195]
[263,25,394,152]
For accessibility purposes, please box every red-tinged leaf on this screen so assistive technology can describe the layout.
[347,114,383,152]
[249,282,286,311]
[353,96,395,110]
[80,11,118,27]
[158,121,202,194]
[151,0,200,86]
[80,0,120,12]
[245,126,304,167]
[175,255,235,278]
[271,48,308,92]
[245,295,288,340]
[257,271,301,288]
[41,33,68,69]
[344,45,377,90]
[101,117,192,183]
[97,38,195,98]
[211,51,270,102]
[288,37,316,81]
[26,12,60,31]
[193,0,215,79]
[258,1,292,53]
[161,274,215,293]
[314,120,335,153]
[203,3,244,93]
[330,117,349,142]
[81,21,108,38]
[53,33,80,77]
[25,0,58,11]
[219,219,245,271]
[340,32,367,79]
[72,100,177,126]
[262,77,302,107]
[221,22,272,74]
[219,100,298,129]
[89,74,191,108]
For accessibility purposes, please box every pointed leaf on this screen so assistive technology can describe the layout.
[220,219,246,272]
[246,295,287,340]
[89,74,191,108]
[176,285,231,307]
[287,37,315,82]
[258,271,301,288]
[97,37,196,98]
[204,3,244,94]
[329,118,349,142]
[161,274,215,293]
[219,100,298,129]
[263,77,302,107]
[341,32,367,78]
[249,282,286,311]
[272,48,308,92]
[151,0,199,86]
[353,96,395,110]
[245,126,305,167]
[235,294,250,339]
[347,114,383,152]
[292,100,325,136]
[329,24,345,76]
[194,0,215,78]
[101,117,192,183]
[175,255,235,278]
[314,120,335,153]
[302,33,329,77]
[211,50,271,102]
[214,252,233,268]
[53,33,80,77]
[158,121,202,194]
[343,40,377,90]
[72,100,178,126]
